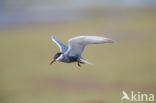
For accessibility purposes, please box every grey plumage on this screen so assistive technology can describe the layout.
[51,35,115,66]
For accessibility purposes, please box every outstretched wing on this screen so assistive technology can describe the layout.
[66,36,115,56]
[51,36,68,53]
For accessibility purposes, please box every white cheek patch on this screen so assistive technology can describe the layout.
[56,54,63,61]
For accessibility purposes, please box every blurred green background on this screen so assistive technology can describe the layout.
[0,0,156,103]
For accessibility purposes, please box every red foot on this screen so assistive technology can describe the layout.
[77,61,81,67]
[77,61,85,67]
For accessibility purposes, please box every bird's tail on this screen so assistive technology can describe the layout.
[80,57,93,65]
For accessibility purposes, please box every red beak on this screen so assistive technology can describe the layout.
[50,59,55,64]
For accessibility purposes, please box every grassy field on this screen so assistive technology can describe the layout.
[0,11,156,103]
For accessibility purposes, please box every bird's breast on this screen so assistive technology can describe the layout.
[68,56,79,62]
[59,55,79,63]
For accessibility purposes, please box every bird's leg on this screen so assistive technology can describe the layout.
[77,61,85,67]
[77,61,81,67]
[79,61,85,64]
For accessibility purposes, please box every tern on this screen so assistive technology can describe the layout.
[50,36,115,67]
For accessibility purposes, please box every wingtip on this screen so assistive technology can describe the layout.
[112,40,117,44]
[109,39,117,44]
[51,36,58,41]
[51,35,55,39]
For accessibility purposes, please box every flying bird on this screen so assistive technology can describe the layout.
[50,36,115,67]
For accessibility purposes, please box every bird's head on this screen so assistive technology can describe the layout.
[50,52,62,64]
